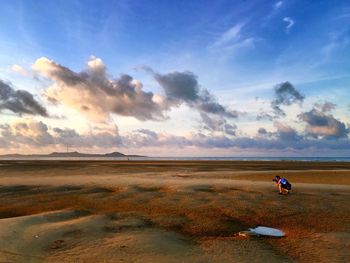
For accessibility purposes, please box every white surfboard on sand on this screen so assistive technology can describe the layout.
[248,226,285,237]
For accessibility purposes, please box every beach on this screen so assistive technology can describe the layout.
[0,160,349,262]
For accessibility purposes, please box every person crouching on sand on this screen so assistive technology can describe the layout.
[273,175,292,195]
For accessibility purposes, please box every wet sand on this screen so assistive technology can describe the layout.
[0,160,349,262]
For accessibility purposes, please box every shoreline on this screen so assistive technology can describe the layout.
[1,157,350,162]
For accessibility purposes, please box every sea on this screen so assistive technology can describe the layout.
[1,156,350,162]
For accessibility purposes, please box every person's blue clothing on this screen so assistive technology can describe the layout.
[279,178,288,185]
[278,178,291,190]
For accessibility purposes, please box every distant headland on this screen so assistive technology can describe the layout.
[0,151,146,158]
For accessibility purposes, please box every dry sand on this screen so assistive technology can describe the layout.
[0,160,349,262]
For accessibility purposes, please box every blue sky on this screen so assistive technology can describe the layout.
[0,0,350,156]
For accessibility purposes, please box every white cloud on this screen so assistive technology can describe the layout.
[213,23,245,47]
[274,1,283,9]
[10,64,30,76]
[320,30,350,62]
[283,17,295,32]
[209,22,255,60]
[87,56,106,73]
[226,37,255,50]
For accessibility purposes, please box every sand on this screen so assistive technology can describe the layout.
[0,160,349,262]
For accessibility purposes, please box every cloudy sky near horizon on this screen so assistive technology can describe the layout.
[0,0,350,156]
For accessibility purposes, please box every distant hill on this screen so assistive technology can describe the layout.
[0,151,146,158]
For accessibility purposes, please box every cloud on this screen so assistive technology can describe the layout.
[150,69,238,118]
[53,127,122,148]
[153,70,200,103]
[10,64,30,76]
[314,101,336,113]
[32,57,239,124]
[136,128,159,139]
[122,129,161,148]
[320,29,350,62]
[0,79,48,117]
[274,1,283,9]
[32,57,169,122]
[209,22,255,58]
[299,108,349,139]
[258,127,268,135]
[275,82,304,104]
[257,127,275,138]
[271,81,304,117]
[257,111,274,121]
[190,122,350,151]
[200,113,237,136]
[283,17,294,32]
[197,89,239,118]
[0,119,191,151]
[1,118,350,154]
[111,128,191,149]
[0,119,53,147]
[0,119,121,149]
[274,121,300,142]
[213,23,245,47]
[225,37,255,50]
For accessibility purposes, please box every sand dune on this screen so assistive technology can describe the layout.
[0,161,349,262]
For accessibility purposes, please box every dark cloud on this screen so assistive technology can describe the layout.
[271,81,304,117]
[53,127,122,148]
[154,71,199,102]
[257,127,277,139]
[256,111,274,121]
[274,121,300,142]
[197,89,239,118]
[274,82,304,105]
[257,124,299,142]
[0,79,48,117]
[299,108,348,139]
[258,127,267,135]
[150,69,238,118]
[136,129,159,140]
[224,124,237,136]
[314,101,336,113]
[200,113,237,136]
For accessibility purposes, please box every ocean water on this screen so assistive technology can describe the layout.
[1,156,350,162]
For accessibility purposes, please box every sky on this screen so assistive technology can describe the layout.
[0,0,350,156]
